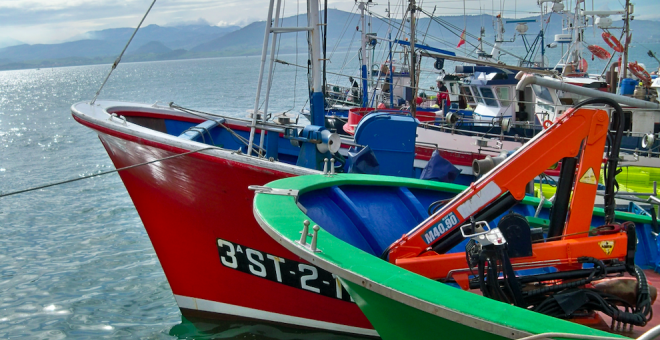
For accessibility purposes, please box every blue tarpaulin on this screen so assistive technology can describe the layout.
[420,150,460,183]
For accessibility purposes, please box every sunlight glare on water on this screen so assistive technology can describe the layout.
[0,43,659,338]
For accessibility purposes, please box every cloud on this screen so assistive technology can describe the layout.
[163,17,212,27]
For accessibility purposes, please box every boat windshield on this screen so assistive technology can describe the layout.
[471,86,484,104]
[461,86,476,105]
[479,87,499,107]
[495,87,511,108]
[532,84,555,104]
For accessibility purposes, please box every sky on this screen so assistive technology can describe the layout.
[0,0,657,46]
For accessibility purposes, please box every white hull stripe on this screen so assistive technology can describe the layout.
[174,295,379,337]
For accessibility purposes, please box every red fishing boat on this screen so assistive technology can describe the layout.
[69,1,543,336]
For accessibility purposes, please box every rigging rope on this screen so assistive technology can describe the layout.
[90,0,157,105]
[0,147,216,199]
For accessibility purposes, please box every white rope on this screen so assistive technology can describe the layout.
[91,0,157,104]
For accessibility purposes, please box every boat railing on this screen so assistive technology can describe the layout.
[597,181,660,207]
[418,122,535,143]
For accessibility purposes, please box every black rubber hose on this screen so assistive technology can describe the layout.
[548,157,578,238]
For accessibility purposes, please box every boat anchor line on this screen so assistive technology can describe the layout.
[216,237,351,302]
[0,147,217,199]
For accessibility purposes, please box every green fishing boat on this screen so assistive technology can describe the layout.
[253,102,660,339]
[253,173,660,340]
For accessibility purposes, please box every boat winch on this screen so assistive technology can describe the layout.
[287,125,341,170]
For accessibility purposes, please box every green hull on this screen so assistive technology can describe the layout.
[254,174,640,339]
[342,280,508,340]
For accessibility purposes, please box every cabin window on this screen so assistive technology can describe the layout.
[471,86,484,104]
[479,87,499,107]
[532,84,554,104]
[461,86,475,104]
[450,83,459,95]
[495,87,511,107]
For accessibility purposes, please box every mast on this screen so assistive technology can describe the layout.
[246,0,275,157]
[388,0,394,108]
[409,0,417,117]
[258,0,283,152]
[621,0,631,80]
[323,0,327,100]
[491,14,503,61]
[359,2,369,108]
[308,0,325,125]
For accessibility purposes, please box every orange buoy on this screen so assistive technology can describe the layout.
[543,120,553,129]
[578,58,588,73]
[602,32,624,53]
[587,45,611,60]
[628,61,652,83]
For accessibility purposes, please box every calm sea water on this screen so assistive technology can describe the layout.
[1,43,659,339]
[0,55,363,339]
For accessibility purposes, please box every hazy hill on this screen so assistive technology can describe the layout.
[0,9,658,70]
[191,9,660,56]
[0,40,126,61]
[129,41,172,55]
[0,37,24,49]
[75,23,241,50]
[0,23,240,66]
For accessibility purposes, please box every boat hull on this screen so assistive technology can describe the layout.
[71,102,377,337]
[342,280,506,340]
[253,174,660,340]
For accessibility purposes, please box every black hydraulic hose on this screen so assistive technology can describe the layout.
[650,207,659,234]
[548,157,578,238]
[569,97,625,225]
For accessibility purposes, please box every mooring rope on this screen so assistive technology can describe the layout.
[0,146,215,199]
[90,0,157,104]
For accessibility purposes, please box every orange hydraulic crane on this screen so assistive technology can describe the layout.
[387,98,624,264]
[381,97,653,326]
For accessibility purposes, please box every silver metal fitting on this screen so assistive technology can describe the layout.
[310,225,321,252]
[299,220,310,245]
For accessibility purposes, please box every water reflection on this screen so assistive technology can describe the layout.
[169,316,374,340]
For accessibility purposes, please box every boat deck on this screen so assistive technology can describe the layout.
[462,269,660,337]
[591,269,660,337]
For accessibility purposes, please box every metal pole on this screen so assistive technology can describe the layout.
[515,73,660,109]
[388,0,394,108]
[359,2,368,108]
[259,0,283,153]
[622,0,631,80]
[247,0,275,156]
[308,0,325,125]
[409,0,417,118]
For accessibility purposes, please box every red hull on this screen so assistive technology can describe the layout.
[87,127,376,336]
[68,100,520,337]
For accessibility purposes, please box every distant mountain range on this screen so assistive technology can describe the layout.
[0,9,658,71]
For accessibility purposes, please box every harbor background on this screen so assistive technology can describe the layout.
[1,45,659,338]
